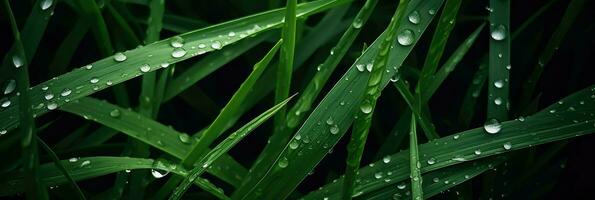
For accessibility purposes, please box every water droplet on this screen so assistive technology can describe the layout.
[494,80,504,88]
[374,172,383,179]
[140,64,151,73]
[366,63,373,72]
[352,18,363,28]
[326,117,334,125]
[125,169,131,173]
[397,183,406,189]
[490,24,507,41]
[179,133,191,144]
[427,158,436,165]
[113,52,127,62]
[12,55,23,68]
[68,157,79,162]
[211,41,223,49]
[360,103,373,114]
[228,31,236,37]
[0,130,6,135]
[428,9,436,15]
[61,89,72,97]
[390,73,400,82]
[289,140,299,149]
[356,64,365,72]
[484,119,501,134]
[109,109,121,117]
[329,125,339,135]
[503,142,512,150]
[474,149,482,155]
[517,116,525,122]
[4,80,15,95]
[171,48,187,58]
[408,11,420,24]
[383,156,391,163]
[151,169,169,178]
[80,160,91,167]
[84,65,93,70]
[1,100,10,108]
[452,156,467,162]
[160,63,170,68]
[278,157,289,168]
[397,29,415,46]
[47,102,58,110]
[90,77,99,84]
[494,97,502,105]
[506,65,511,70]
[453,135,460,140]
[40,0,53,10]
[170,36,184,48]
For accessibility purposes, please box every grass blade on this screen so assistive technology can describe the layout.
[487,0,510,121]
[273,0,297,135]
[37,137,86,200]
[169,95,294,200]
[408,114,423,199]
[343,0,409,198]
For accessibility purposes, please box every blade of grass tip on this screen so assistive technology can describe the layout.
[273,0,297,135]
[0,0,56,84]
[169,95,295,200]
[519,0,587,108]
[343,1,409,198]
[417,0,461,101]
[153,40,283,200]
[487,0,510,121]
[2,1,46,199]
[408,114,423,199]
[37,137,86,200]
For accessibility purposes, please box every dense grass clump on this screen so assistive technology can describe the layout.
[1,0,594,199]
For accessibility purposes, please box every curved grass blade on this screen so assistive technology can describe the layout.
[2,1,45,199]
[58,97,246,187]
[302,85,595,199]
[37,137,86,200]
[232,1,445,199]
[343,1,409,198]
[487,0,510,121]
[273,0,297,135]
[169,95,295,200]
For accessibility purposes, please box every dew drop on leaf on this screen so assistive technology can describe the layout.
[4,80,15,95]
[360,103,373,114]
[113,52,127,62]
[151,169,169,178]
[383,156,391,163]
[12,55,23,68]
[47,102,58,110]
[178,133,191,144]
[397,29,415,46]
[483,118,501,134]
[278,157,289,168]
[503,142,512,150]
[40,0,53,10]
[171,48,187,58]
[211,41,223,50]
[490,24,507,41]
[170,36,184,48]
[352,18,363,29]
[408,11,420,24]
[140,64,151,73]
[1,100,11,108]
[109,109,121,118]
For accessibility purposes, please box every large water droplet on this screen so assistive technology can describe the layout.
[0,130,6,135]
[211,41,223,50]
[160,63,170,68]
[494,80,504,88]
[171,48,187,58]
[151,169,169,178]
[12,55,23,68]
[4,80,15,95]
[179,133,191,144]
[170,36,184,48]
[427,158,436,165]
[140,64,151,73]
[397,29,415,46]
[47,102,58,110]
[490,24,507,41]
[360,103,373,114]
[228,31,236,37]
[483,119,501,134]
[494,97,503,105]
[278,157,289,168]
[61,89,72,97]
[68,157,79,162]
[383,156,391,163]
[289,140,299,149]
[1,100,11,108]
[329,125,339,135]
[356,64,365,72]
[113,52,127,62]
[352,18,363,29]
[90,77,99,84]
[366,63,373,72]
[40,0,53,10]
[45,93,54,100]
[408,11,420,24]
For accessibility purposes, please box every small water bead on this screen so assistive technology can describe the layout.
[360,103,373,114]
[503,142,512,150]
[198,44,206,48]
[84,65,93,70]
[356,64,365,72]
[109,109,121,118]
[44,93,54,100]
[140,64,151,73]
[151,169,169,178]
[517,116,525,122]
[494,80,504,88]
[169,36,184,48]
[397,183,406,189]
[428,9,436,15]
[125,169,131,173]
[329,125,339,135]
[326,117,334,125]
[4,80,15,95]
[179,133,191,144]
[453,135,460,140]
[390,73,400,82]
[474,149,482,155]
[61,89,72,97]
[40,0,53,10]
[352,18,363,29]
[427,158,436,165]
[80,160,91,167]
[506,65,512,70]
[452,156,467,162]
[171,48,187,58]
[12,55,23,68]
[1,100,11,108]
[113,52,127,62]
[408,11,420,24]
[374,172,383,179]
[490,24,507,41]
[90,77,99,84]
[433,177,440,183]
[397,29,415,46]
[278,157,289,168]
[106,81,113,86]
[0,130,6,135]
[228,31,236,37]
[47,102,58,110]
[383,156,391,163]
[42,86,49,91]
[211,41,223,49]
[494,97,503,105]
[484,118,501,134]
[366,63,373,72]
[289,140,299,149]
[498,53,503,58]
[160,63,170,68]
[68,157,79,162]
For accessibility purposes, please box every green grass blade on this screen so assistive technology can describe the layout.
[2,1,45,199]
[273,0,297,135]
[0,0,348,133]
[458,60,487,128]
[393,81,438,140]
[58,97,246,187]
[408,114,423,199]
[37,137,86,200]
[302,84,595,199]
[487,0,510,121]
[232,1,445,199]
[343,1,409,198]
[169,95,294,200]
[519,0,587,107]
